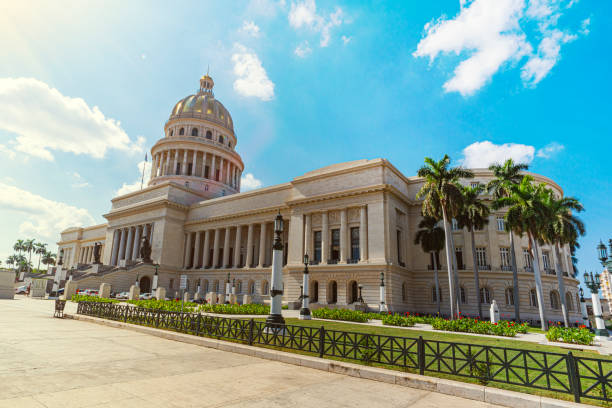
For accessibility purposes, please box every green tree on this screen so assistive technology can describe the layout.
[417,155,473,318]
[42,251,56,269]
[496,176,550,330]
[23,239,35,273]
[487,159,528,321]
[541,191,585,327]
[456,184,490,319]
[13,239,26,258]
[34,242,47,272]
[6,255,17,269]
[414,216,445,315]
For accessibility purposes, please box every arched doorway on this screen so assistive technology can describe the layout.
[311,281,319,303]
[140,276,151,293]
[328,281,337,304]
[348,281,358,304]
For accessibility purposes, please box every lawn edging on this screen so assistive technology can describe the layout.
[66,313,589,408]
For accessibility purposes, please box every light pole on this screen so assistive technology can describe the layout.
[152,264,159,293]
[584,271,609,337]
[579,287,590,328]
[379,271,387,313]
[358,284,364,304]
[299,253,311,320]
[225,273,231,304]
[266,211,285,327]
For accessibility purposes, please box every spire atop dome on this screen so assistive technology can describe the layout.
[199,71,214,94]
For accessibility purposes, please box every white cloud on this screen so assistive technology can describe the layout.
[341,35,351,45]
[413,0,587,95]
[0,144,16,159]
[115,160,149,196]
[288,0,344,47]
[294,41,312,58]
[240,173,263,191]
[246,0,286,18]
[580,17,590,35]
[241,20,261,37]
[231,44,275,101]
[0,78,143,161]
[460,141,535,168]
[69,172,89,188]
[536,142,565,158]
[0,182,96,238]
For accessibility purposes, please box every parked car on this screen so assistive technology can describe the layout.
[15,285,28,294]
[115,291,129,300]
[77,289,99,296]
[139,293,154,300]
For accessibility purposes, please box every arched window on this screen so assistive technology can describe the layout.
[191,128,198,137]
[236,280,242,294]
[348,281,358,304]
[213,280,219,293]
[565,292,573,311]
[229,142,232,149]
[170,129,174,137]
[550,290,561,310]
[328,281,337,304]
[218,135,224,144]
[460,286,467,304]
[262,280,269,295]
[202,280,209,293]
[402,282,408,302]
[169,278,174,289]
[530,289,538,307]
[311,281,319,303]
[206,130,212,139]
[432,286,442,303]
[179,127,185,136]
[248,280,255,295]
[505,287,514,305]
[479,287,491,304]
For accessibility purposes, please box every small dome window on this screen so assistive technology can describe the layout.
[206,130,212,140]
[191,128,198,137]
[170,130,174,137]
[218,135,224,144]
[179,128,185,136]
[228,142,232,149]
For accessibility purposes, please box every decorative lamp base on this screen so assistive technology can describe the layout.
[594,328,610,337]
[299,308,311,320]
[264,313,286,334]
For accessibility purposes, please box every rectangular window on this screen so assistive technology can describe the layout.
[476,247,487,267]
[188,163,193,175]
[204,165,209,179]
[455,247,463,269]
[500,247,511,267]
[396,230,403,264]
[176,163,181,175]
[496,217,505,231]
[542,251,550,269]
[313,231,322,263]
[470,182,479,189]
[523,249,532,269]
[351,227,360,261]
[331,229,340,262]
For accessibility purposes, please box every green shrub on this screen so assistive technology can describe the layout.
[545,326,595,345]
[126,299,199,312]
[382,313,416,327]
[70,295,118,303]
[198,303,269,315]
[311,308,370,323]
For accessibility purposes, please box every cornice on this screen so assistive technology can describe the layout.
[151,138,244,168]
[104,198,189,221]
[190,182,293,210]
[184,205,290,227]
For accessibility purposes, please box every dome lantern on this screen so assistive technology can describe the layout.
[200,74,214,94]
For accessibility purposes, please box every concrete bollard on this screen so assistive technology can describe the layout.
[229,294,238,305]
[217,293,225,305]
[183,292,191,302]
[206,292,217,305]
[129,285,140,300]
[242,295,252,305]
[155,287,166,300]
[194,291,202,301]
[63,281,78,300]
[99,283,111,299]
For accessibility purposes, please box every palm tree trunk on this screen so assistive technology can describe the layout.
[470,229,482,319]
[37,254,42,273]
[554,243,570,327]
[530,236,548,330]
[509,231,521,322]
[28,250,32,273]
[448,229,461,315]
[441,208,456,319]
[433,251,441,315]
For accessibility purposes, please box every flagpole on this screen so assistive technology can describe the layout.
[140,152,147,190]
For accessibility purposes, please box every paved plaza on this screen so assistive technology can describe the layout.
[0,297,507,408]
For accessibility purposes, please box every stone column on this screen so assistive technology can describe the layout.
[359,206,368,262]
[143,224,150,243]
[164,150,171,176]
[211,154,216,181]
[340,208,348,263]
[111,230,120,265]
[125,227,134,261]
[173,149,179,175]
[304,214,313,257]
[246,224,254,267]
[118,228,127,261]
[258,222,267,267]
[234,225,242,267]
[132,225,141,260]
[223,226,231,267]
[193,231,201,268]
[321,211,328,264]
[212,228,220,267]
[202,230,211,268]
[202,152,208,178]
[183,232,193,268]
[149,154,157,180]
[219,158,225,184]
[192,150,198,177]
[182,149,188,175]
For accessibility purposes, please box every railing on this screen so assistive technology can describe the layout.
[525,267,533,272]
[478,265,491,271]
[545,268,557,275]
[77,302,611,404]
[501,265,513,271]
[327,259,339,265]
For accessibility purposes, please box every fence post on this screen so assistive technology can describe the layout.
[319,326,326,358]
[248,319,254,345]
[418,336,425,375]
[123,306,128,323]
[566,352,581,403]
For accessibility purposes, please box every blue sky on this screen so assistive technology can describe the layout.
[0,0,610,286]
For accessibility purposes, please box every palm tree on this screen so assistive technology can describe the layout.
[23,239,35,273]
[13,239,26,258]
[414,216,445,315]
[34,242,47,272]
[417,155,473,318]
[497,176,550,330]
[42,251,56,270]
[487,159,528,322]
[456,184,490,319]
[541,191,585,327]
[6,255,17,269]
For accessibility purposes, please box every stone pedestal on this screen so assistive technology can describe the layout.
[63,281,78,300]
[183,292,191,302]
[490,300,500,323]
[90,264,100,274]
[155,287,166,300]
[129,285,140,300]
[229,294,238,305]
[217,294,225,305]
[206,292,217,304]
[194,291,202,301]
[0,270,15,299]
[30,279,47,298]
[242,295,252,304]
[99,283,111,298]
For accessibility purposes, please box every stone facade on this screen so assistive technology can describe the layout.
[55,75,581,324]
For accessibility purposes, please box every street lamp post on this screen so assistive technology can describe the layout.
[266,211,286,327]
[225,273,231,304]
[358,284,364,304]
[152,264,159,292]
[379,272,387,313]
[584,271,609,337]
[579,287,590,328]
[299,254,311,320]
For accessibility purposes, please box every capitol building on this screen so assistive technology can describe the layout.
[55,74,581,323]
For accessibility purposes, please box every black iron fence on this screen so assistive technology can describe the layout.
[76,302,611,404]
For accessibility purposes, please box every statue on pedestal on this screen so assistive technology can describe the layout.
[140,236,152,263]
[93,242,102,264]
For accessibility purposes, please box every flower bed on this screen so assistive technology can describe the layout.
[545,326,595,345]
[382,313,415,327]
[70,295,118,303]
[431,317,528,337]
[198,303,269,315]
[311,308,370,323]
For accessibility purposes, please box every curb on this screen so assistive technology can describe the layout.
[66,314,590,408]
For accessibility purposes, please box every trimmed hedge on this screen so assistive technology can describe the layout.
[311,308,370,323]
[546,326,595,345]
